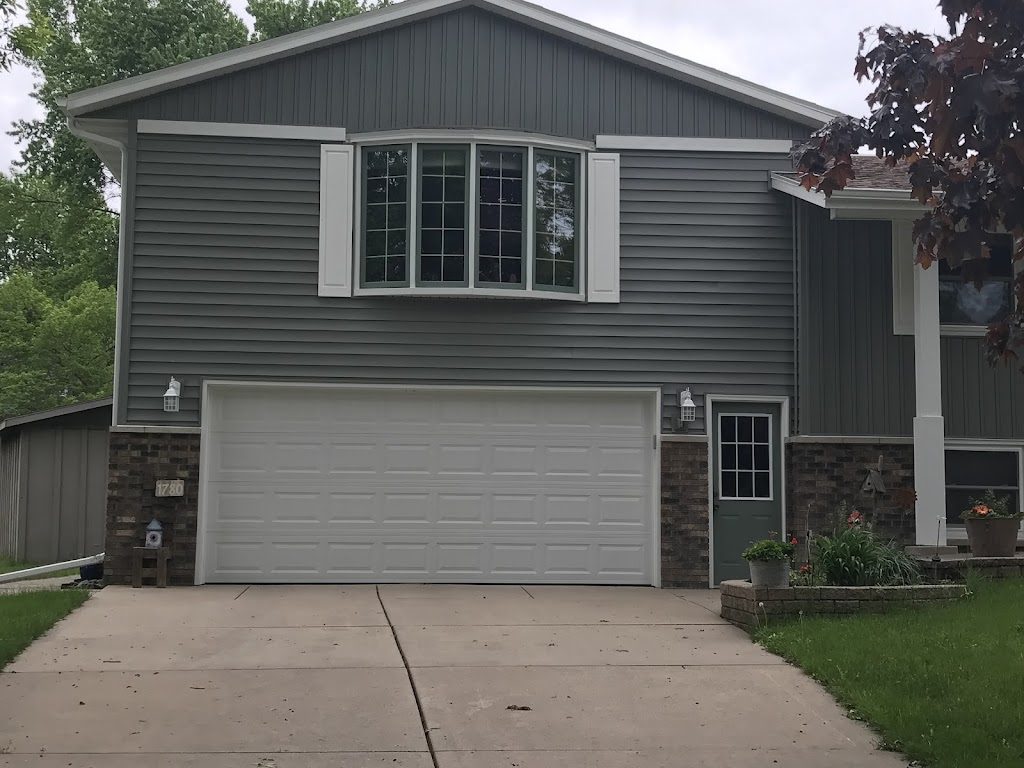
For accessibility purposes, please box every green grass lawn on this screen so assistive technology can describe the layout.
[756,577,1024,768]
[0,557,79,580]
[0,590,88,668]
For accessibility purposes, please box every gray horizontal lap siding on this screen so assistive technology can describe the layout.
[92,7,808,141]
[126,135,796,430]
[797,205,1024,439]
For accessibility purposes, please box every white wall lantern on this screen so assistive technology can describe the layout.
[163,377,181,413]
[678,388,697,423]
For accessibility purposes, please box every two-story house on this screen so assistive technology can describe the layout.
[61,0,1024,587]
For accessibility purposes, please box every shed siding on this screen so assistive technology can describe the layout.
[93,7,809,141]
[797,206,1024,439]
[0,434,22,560]
[21,427,109,563]
[126,134,796,430]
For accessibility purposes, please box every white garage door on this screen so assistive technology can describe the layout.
[199,385,657,584]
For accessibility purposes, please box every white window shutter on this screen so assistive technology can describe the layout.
[318,144,355,297]
[891,220,914,335]
[587,152,621,303]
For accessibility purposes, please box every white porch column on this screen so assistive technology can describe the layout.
[913,258,947,545]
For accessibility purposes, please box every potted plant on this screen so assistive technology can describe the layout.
[961,490,1022,558]
[741,536,796,587]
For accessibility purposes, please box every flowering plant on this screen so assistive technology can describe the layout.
[960,489,1019,520]
[847,509,864,526]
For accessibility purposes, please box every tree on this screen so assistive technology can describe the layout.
[11,0,249,193]
[0,172,117,297]
[0,273,115,419]
[793,0,1024,368]
[0,0,16,70]
[248,0,389,42]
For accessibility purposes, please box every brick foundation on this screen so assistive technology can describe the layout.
[787,441,916,547]
[105,430,200,586]
[660,440,710,588]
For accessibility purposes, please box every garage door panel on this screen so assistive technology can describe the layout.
[202,387,655,584]
[206,484,650,530]
[204,536,651,583]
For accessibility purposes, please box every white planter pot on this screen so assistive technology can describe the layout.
[748,560,790,588]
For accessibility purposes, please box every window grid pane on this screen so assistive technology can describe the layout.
[534,152,578,289]
[419,147,467,284]
[719,415,771,500]
[478,149,524,285]
[944,448,1021,524]
[938,233,1015,325]
[364,147,409,284]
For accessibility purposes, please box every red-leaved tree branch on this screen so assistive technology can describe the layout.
[792,0,1024,367]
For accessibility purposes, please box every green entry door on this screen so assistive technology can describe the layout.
[712,402,784,585]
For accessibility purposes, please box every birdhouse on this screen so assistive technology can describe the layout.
[862,468,887,494]
[145,518,164,548]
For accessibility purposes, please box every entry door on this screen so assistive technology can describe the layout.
[712,402,783,584]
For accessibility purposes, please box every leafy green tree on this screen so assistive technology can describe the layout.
[0,273,115,419]
[11,0,249,193]
[793,0,1024,368]
[247,0,389,41]
[0,0,17,70]
[0,172,117,298]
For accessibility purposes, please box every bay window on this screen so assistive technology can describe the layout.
[354,139,586,297]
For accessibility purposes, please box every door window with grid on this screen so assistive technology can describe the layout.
[719,414,772,500]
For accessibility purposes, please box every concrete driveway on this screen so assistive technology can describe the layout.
[0,585,905,767]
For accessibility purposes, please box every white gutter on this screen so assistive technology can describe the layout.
[0,553,104,584]
[770,172,930,219]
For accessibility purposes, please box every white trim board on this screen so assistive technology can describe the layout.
[350,128,594,151]
[138,120,347,141]
[596,136,793,153]
[61,0,837,126]
[771,172,929,218]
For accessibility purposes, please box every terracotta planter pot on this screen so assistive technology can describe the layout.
[965,517,1021,558]
[748,560,790,588]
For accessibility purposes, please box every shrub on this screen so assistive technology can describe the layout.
[813,526,920,586]
[742,537,795,562]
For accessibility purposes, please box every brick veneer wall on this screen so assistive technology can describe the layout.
[661,440,709,588]
[787,441,916,548]
[106,431,200,585]
[720,579,968,631]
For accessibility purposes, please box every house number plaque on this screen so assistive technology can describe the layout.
[155,479,185,498]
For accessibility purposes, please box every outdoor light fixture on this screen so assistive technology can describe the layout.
[679,388,696,423]
[163,377,181,413]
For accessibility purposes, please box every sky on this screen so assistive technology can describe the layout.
[0,0,948,173]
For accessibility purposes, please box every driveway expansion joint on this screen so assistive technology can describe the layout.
[376,585,440,768]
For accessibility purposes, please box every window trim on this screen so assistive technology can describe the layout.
[351,132,588,300]
[476,144,528,290]
[533,147,583,294]
[717,412,775,502]
[359,143,412,289]
[944,443,1024,536]
[416,143,471,288]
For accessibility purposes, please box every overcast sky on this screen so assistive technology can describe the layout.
[0,0,947,173]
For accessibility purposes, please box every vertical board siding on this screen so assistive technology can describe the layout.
[798,206,1024,439]
[93,8,809,141]
[0,435,21,560]
[20,427,109,564]
[127,135,796,431]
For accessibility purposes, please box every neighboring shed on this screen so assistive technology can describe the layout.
[0,399,112,564]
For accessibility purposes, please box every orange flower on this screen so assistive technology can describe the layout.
[974,504,990,516]
[790,536,799,546]
[847,510,863,525]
